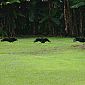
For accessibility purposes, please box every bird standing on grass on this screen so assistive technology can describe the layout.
[34,37,51,43]
[73,37,85,44]
[1,38,17,42]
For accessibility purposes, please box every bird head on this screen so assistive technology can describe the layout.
[73,38,76,42]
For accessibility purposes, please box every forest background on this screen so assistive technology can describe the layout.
[0,0,85,37]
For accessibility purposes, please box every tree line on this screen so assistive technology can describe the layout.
[0,0,85,37]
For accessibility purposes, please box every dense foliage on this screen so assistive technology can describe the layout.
[0,0,85,37]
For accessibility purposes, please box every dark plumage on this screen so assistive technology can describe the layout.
[34,38,41,42]
[73,37,85,43]
[1,38,17,42]
[34,37,51,43]
[1,38,9,42]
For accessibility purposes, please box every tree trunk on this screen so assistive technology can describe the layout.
[48,0,52,35]
[79,8,83,37]
[64,0,72,36]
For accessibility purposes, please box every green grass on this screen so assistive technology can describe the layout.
[0,37,85,85]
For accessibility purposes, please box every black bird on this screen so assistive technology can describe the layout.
[1,38,9,42]
[73,37,85,43]
[34,37,51,43]
[1,38,17,42]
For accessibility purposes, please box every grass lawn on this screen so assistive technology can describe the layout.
[0,37,85,85]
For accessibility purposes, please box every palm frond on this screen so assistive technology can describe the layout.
[71,2,85,8]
